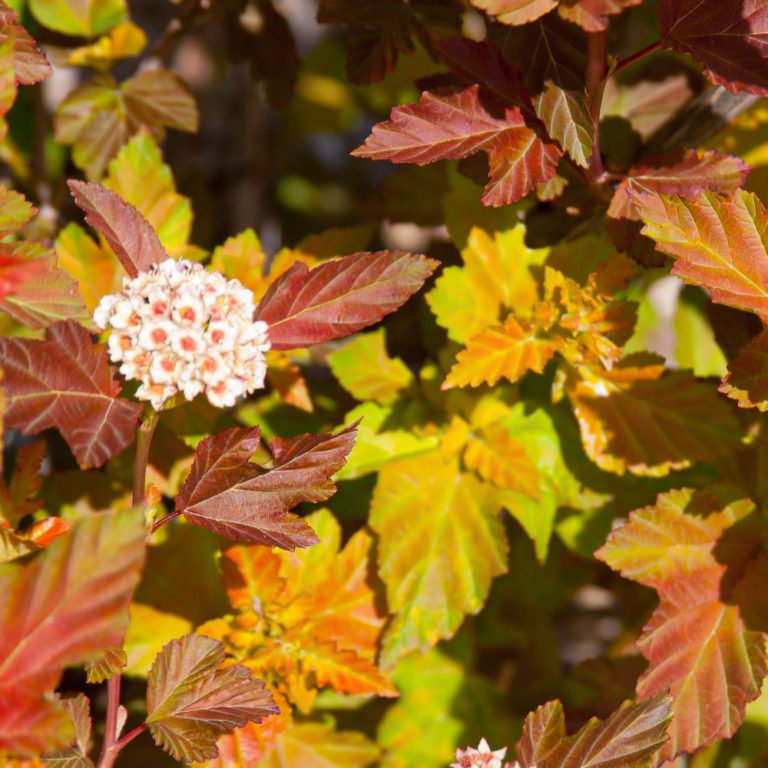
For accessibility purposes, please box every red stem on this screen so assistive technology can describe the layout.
[587,30,609,178]
[151,508,181,533]
[612,39,663,77]
[97,409,158,768]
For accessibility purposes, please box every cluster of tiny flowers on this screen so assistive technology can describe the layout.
[94,259,270,410]
[451,740,519,768]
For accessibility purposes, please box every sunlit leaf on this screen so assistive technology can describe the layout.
[68,21,146,71]
[371,452,508,666]
[470,0,558,25]
[639,190,768,319]
[146,634,277,763]
[443,316,563,389]
[353,83,562,207]
[597,488,768,759]
[515,695,671,767]
[28,0,126,36]
[255,251,437,349]
[176,425,356,548]
[0,1,52,86]
[0,508,146,755]
[328,328,413,404]
[557,0,640,32]
[0,321,141,468]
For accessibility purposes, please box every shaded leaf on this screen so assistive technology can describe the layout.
[0,321,141,468]
[0,441,45,527]
[43,694,94,767]
[317,0,462,84]
[68,180,166,278]
[638,190,768,319]
[515,695,671,767]
[567,359,743,476]
[371,453,508,666]
[597,488,768,759]
[353,85,562,207]
[176,425,356,548]
[660,0,768,96]
[146,634,277,763]
[720,329,768,410]
[255,251,437,349]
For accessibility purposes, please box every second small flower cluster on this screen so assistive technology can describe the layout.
[94,259,270,409]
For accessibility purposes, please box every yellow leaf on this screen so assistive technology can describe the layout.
[123,603,192,677]
[444,316,563,389]
[68,20,146,71]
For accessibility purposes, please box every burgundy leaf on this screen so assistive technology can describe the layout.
[0,320,141,468]
[176,424,358,548]
[255,250,437,349]
[68,180,166,278]
[660,0,768,96]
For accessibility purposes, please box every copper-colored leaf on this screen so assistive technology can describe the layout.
[0,321,141,468]
[609,150,749,221]
[68,180,166,278]
[146,634,277,763]
[557,0,640,32]
[720,329,768,410]
[660,0,768,96]
[638,190,768,319]
[597,489,768,759]
[515,695,671,768]
[352,85,561,207]
[0,1,52,85]
[176,425,356,548]
[0,508,146,755]
[254,251,437,349]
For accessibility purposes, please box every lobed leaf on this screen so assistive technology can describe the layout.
[176,425,356,548]
[0,508,146,754]
[515,695,671,768]
[557,0,641,32]
[638,190,768,319]
[608,150,750,221]
[68,180,166,278]
[370,453,508,667]
[567,361,743,476]
[720,329,768,410]
[0,320,141,468]
[352,84,562,207]
[597,489,768,759]
[0,1,52,86]
[443,316,563,389]
[146,634,277,763]
[659,0,768,96]
[471,0,558,25]
[255,250,437,349]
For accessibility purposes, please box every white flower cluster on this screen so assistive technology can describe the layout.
[452,739,517,768]
[94,259,270,410]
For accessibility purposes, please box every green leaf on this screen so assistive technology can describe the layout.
[370,452,508,667]
[328,328,413,404]
[29,0,126,36]
[146,634,278,763]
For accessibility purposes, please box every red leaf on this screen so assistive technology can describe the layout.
[0,245,47,299]
[659,0,768,96]
[352,85,561,207]
[0,320,141,468]
[0,508,146,754]
[609,150,749,221]
[68,180,166,278]
[176,424,357,548]
[254,250,437,349]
